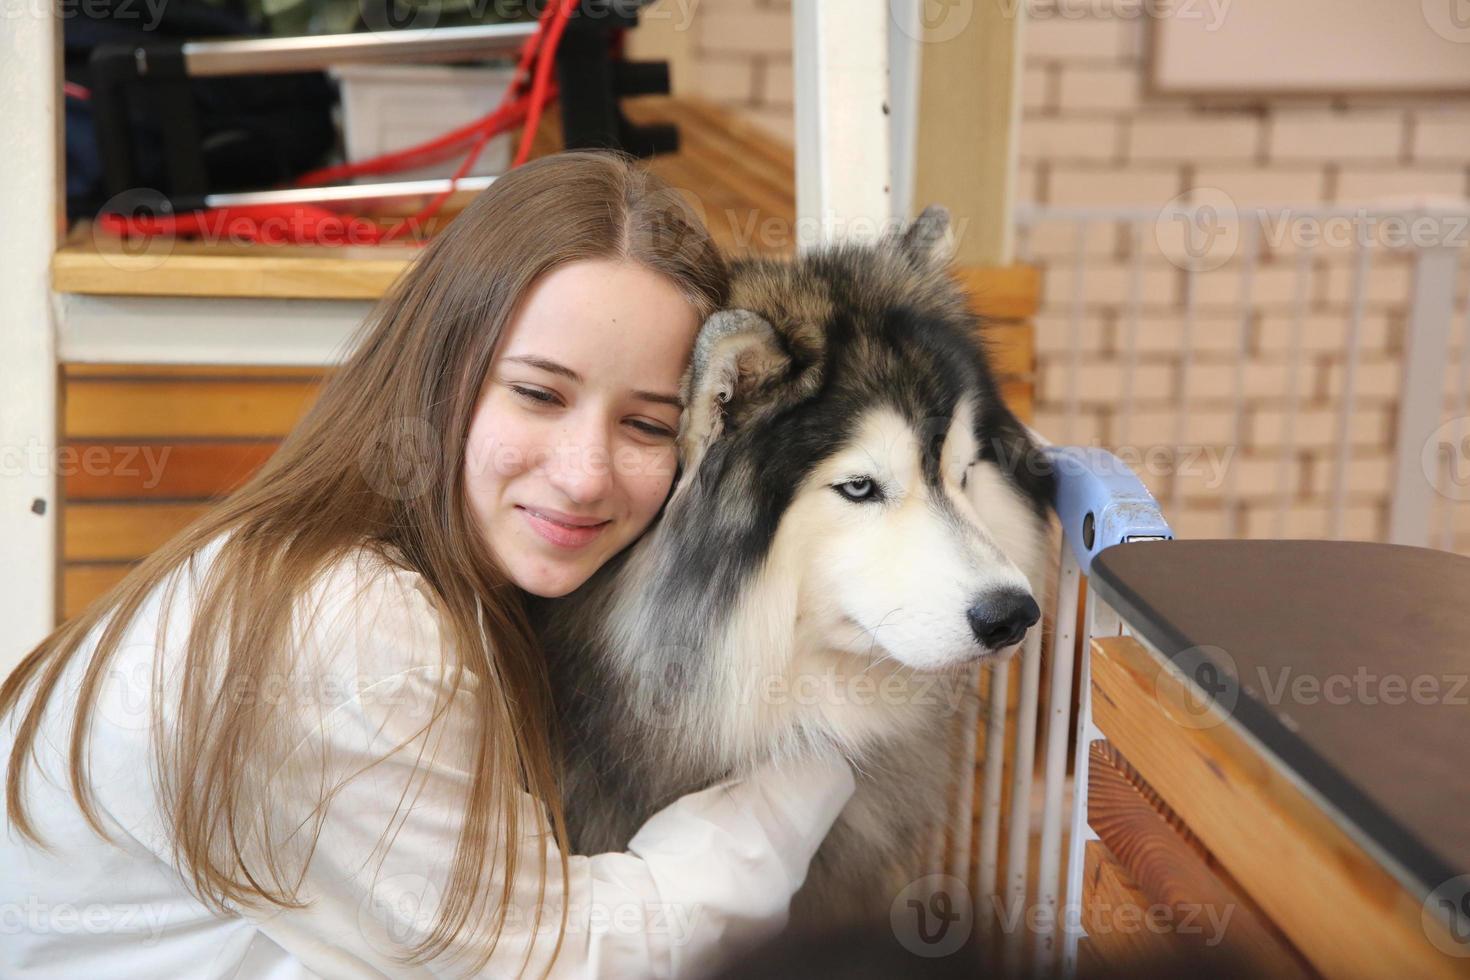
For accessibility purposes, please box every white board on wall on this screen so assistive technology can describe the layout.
[1152,0,1470,95]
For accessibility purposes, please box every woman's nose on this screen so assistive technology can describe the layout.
[543,415,615,504]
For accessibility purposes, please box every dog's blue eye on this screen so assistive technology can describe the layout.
[834,478,880,503]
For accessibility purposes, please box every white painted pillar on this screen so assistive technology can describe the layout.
[888,3,922,226]
[792,0,893,250]
[1,8,63,669]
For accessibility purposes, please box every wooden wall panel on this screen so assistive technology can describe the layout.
[58,365,322,622]
[66,378,319,439]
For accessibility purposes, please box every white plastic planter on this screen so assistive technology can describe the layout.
[331,62,520,182]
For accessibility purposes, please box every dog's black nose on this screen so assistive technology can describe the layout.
[967,590,1041,650]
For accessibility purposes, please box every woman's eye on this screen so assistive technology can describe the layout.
[509,384,559,406]
[833,477,881,503]
[627,419,676,440]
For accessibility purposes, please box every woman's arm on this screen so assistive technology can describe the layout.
[245,557,855,978]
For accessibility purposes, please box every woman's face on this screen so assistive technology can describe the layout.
[465,258,701,598]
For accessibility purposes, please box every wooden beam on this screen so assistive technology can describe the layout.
[912,0,1025,266]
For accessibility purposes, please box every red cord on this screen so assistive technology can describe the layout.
[98,0,578,248]
[382,0,577,244]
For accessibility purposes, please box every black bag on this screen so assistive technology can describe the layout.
[65,0,337,218]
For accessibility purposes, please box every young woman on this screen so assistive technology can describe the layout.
[0,151,856,978]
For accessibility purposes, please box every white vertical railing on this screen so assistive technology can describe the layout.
[1389,243,1460,545]
[1331,242,1372,539]
[1031,545,1081,974]
[1276,242,1314,536]
[1225,216,1260,539]
[1014,203,1470,553]
[1443,303,1470,552]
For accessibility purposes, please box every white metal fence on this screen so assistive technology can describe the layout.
[1015,201,1470,554]
[930,202,1470,979]
[932,446,1171,977]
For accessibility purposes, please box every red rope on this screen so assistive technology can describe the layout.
[98,0,580,248]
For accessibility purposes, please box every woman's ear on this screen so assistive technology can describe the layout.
[677,308,788,469]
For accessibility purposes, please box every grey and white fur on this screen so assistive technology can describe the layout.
[528,207,1056,936]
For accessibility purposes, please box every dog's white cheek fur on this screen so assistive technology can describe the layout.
[960,460,1053,599]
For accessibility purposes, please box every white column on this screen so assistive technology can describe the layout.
[792,0,893,250]
[0,6,63,669]
[888,2,922,226]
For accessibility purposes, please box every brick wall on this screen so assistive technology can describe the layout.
[670,0,796,144]
[666,0,1470,549]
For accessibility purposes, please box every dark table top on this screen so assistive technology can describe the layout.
[1091,539,1470,901]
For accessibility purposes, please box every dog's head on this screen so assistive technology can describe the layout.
[671,207,1053,672]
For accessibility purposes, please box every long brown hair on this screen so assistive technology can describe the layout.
[1,150,727,972]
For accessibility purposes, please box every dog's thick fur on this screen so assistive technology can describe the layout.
[529,208,1055,933]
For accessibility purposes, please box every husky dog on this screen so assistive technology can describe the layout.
[530,207,1054,930]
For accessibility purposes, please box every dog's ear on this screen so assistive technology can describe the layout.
[678,308,788,466]
[894,204,956,270]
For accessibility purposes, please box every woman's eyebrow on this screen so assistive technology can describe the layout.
[504,354,581,382]
[634,390,684,409]
[504,355,683,409]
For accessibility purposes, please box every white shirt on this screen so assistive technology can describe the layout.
[0,540,856,978]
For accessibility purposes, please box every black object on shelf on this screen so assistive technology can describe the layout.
[64,0,337,219]
[84,0,677,217]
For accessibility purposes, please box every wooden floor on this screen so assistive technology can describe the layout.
[51,95,1037,622]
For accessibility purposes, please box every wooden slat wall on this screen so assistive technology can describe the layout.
[60,364,325,620]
